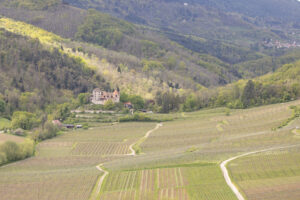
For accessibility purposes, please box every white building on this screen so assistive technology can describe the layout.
[91,88,120,105]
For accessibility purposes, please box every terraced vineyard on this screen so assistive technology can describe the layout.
[1,101,300,199]
[0,123,156,200]
[100,164,235,200]
[228,146,300,200]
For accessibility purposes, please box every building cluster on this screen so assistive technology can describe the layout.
[262,39,300,49]
[90,88,120,105]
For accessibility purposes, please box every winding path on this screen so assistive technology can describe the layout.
[92,123,162,199]
[127,123,162,156]
[221,144,300,200]
[93,164,109,200]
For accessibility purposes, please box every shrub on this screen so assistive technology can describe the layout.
[119,113,156,122]
[12,111,39,130]
[82,123,89,130]
[0,141,21,162]
[0,139,35,166]
[104,100,116,110]
[0,152,7,165]
[30,122,59,141]
[0,99,5,113]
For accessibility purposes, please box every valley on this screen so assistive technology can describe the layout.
[0,1,300,199]
[1,100,300,199]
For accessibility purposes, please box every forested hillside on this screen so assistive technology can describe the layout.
[0,29,107,116]
[1,0,300,87]
[0,0,299,113]
[63,0,300,43]
[0,4,243,87]
[179,60,300,112]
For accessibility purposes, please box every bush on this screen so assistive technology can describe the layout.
[20,139,35,158]
[0,99,5,113]
[0,152,7,165]
[30,122,59,141]
[82,123,89,130]
[0,141,21,162]
[12,111,39,130]
[0,139,35,166]
[104,100,116,110]
[77,93,90,106]
[119,113,157,122]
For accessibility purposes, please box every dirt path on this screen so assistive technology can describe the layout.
[92,123,162,199]
[127,123,162,156]
[92,164,109,200]
[221,144,300,200]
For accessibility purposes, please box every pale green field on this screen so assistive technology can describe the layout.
[99,163,236,200]
[228,146,300,200]
[0,117,11,129]
[0,133,24,144]
[0,101,300,200]
[0,123,156,200]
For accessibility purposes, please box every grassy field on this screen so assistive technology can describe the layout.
[0,100,300,199]
[0,117,11,130]
[100,163,236,200]
[0,133,24,144]
[0,123,156,200]
[228,146,300,200]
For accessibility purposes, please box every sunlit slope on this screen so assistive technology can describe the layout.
[0,17,180,98]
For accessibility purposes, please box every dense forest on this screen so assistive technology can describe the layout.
[63,0,300,43]
[0,0,300,115]
[155,60,300,113]
[2,0,300,90]
[1,0,61,10]
[0,29,107,117]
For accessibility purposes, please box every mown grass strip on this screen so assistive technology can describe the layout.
[275,105,300,130]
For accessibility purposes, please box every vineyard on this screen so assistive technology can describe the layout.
[1,101,300,199]
[71,142,131,155]
[228,146,300,200]
[100,164,235,200]
[0,122,156,199]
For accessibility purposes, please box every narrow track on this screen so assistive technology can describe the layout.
[92,123,162,199]
[93,164,109,200]
[127,123,163,156]
[221,144,300,200]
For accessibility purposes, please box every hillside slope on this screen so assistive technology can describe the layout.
[0,28,107,114]
[2,0,299,86]
[0,0,300,101]
[63,0,300,43]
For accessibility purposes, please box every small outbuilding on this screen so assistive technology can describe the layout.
[63,124,75,129]
[124,102,133,109]
[76,125,83,129]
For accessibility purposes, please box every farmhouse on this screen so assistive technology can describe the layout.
[91,88,120,105]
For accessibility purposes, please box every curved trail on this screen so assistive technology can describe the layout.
[221,144,300,200]
[127,123,162,156]
[93,164,109,199]
[92,123,162,199]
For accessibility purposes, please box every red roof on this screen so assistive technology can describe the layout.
[52,120,62,126]
[113,90,119,95]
